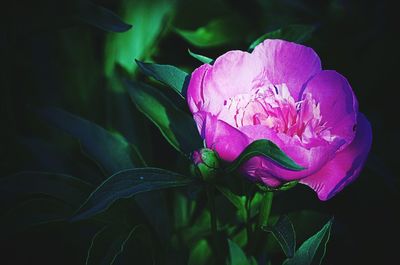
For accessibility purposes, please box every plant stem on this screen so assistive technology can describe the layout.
[258,191,273,229]
[206,185,221,264]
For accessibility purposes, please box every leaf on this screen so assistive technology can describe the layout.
[175,17,243,48]
[263,215,296,258]
[283,218,333,265]
[0,171,92,207]
[86,224,139,265]
[216,185,246,219]
[125,80,202,155]
[71,168,195,221]
[39,107,144,175]
[0,198,73,237]
[188,239,212,265]
[104,0,175,76]
[78,1,132,32]
[228,239,250,265]
[248,25,315,51]
[225,139,304,173]
[188,49,213,64]
[135,60,189,97]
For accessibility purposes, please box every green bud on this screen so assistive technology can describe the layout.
[192,148,220,181]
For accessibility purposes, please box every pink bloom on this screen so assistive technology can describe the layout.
[187,39,372,200]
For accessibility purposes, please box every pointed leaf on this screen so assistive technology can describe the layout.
[228,239,250,265]
[135,60,189,97]
[86,224,139,265]
[249,25,315,51]
[39,107,144,175]
[0,171,92,207]
[125,80,202,155]
[283,218,333,265]
[263,215,296,258]
[71,168,195,221]
[225,139,304,173]
[188,49,213,64]
[78,1,132,32]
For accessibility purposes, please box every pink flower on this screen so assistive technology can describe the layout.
[187,39,372,200]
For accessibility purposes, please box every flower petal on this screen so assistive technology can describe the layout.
[252,39,321,100]
[300,113,372,200]
[193,111,249,162]
[187,64,212,113]
[197,50,265,115]
[239,125,345,181]
[302,70,358,146]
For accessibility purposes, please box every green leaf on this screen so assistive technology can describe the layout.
[188,49,213,64]
[283,218,333,265]
[175,17,242,48]
[39,107,144,175]
[125,80,202,155]
[0,171,92,207]
[264,215,296,258]
[104,0,175,77]
[78,1,132,32]
[86,224,139,265]
[188,239,212,265]
[216,185,246,219]
[248,25,315,51]
[225,139,304,173]
[71,168,195,221]
[135,60,189,97]
[228,239,250,265]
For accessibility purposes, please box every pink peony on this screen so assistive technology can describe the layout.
[187,39,372,200]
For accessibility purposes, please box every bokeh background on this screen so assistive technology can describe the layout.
[1,0,399,264]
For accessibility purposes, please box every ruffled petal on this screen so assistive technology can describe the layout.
[252,39,322,100]
[301,70,358,147]
[193,111,249,162]
[300,113,372,200]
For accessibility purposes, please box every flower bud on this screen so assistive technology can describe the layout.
[192,148,220,181]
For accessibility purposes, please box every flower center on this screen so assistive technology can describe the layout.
[223,83,333,145]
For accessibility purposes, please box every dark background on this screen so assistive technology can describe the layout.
[1,0,399,264]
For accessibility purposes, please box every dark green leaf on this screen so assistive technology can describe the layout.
[248,25,315,51]
[188,49,213,64]
[135,60,189,97]
[225,139,304,173]
[125,80,202,155]
[175,17,244,48]
[216,185,246,219]
[71,168,195,221]
[283,218,333,265]
[86,224,139,265]
[228,239,250,265]
[188,239,212,265]
[248,257,258,265]
[39,107,144,175]
[78,1,132,32]
[263,215,296,258]
[0,171,92,207]
[0,198,73,237]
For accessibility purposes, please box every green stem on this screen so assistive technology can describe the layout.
[206,185,220,263]
[258,191,273,229]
